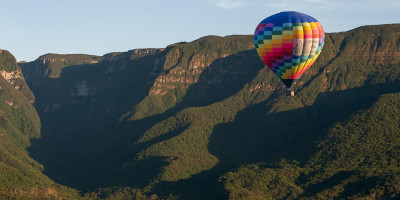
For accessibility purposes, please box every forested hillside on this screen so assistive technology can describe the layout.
[0,50,79,199]
[0,24,398,199]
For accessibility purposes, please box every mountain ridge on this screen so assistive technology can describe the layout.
[0,23,399,199]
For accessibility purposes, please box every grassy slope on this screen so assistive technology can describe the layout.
[16,24,400,199]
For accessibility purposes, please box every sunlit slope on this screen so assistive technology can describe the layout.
[16,24,400,199]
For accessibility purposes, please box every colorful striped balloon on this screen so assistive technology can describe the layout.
[254,11,324,88]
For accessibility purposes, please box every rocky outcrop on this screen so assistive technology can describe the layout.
[0,49,35,101]
[1,70,24,90]
[11,24,400,199]
[103,48,165,61]
[148,36,254,96]
[72,80,89,97]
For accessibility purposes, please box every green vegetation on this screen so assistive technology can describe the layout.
[0,50,80,199]
[0,24,399,199]
[220,92,400,200]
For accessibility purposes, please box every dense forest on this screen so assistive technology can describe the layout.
[0,24,400,199]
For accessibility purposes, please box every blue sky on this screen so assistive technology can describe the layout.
[1,0,399,62]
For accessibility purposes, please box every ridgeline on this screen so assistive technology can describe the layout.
[0,24,399,199]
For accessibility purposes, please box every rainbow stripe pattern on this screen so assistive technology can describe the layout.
[254,11,324,88]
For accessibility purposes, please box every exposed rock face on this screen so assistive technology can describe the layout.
[103,48,165,61]
[20,53,103,81]
[149,53,214,96]
[1,70,24,89]
[20,48,167,119]
[0,49,35,102]
[72,80,89,97]
[17,25,400,128]
[14,25,400,199]
[42,103,60,113]
[148,36,254,96]
[0,49,62,199]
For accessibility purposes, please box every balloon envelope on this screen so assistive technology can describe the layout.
[254,11,324,88]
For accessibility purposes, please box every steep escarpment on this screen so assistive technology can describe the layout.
[0,50,79,199]
[13,24,400,199]
[128,35,257,119]
[19,49,180,199]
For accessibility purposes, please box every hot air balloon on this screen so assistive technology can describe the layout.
[254,11,324,96]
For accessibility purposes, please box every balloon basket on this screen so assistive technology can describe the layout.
[287,89,295,97]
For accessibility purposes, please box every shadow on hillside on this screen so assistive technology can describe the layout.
[95,49,265,190]
[26,41,400,198]
[300,170,357,197]
[151,80,400,199]
[178,49,263,107]
[26,49,170,190]
[26,48,265,192]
